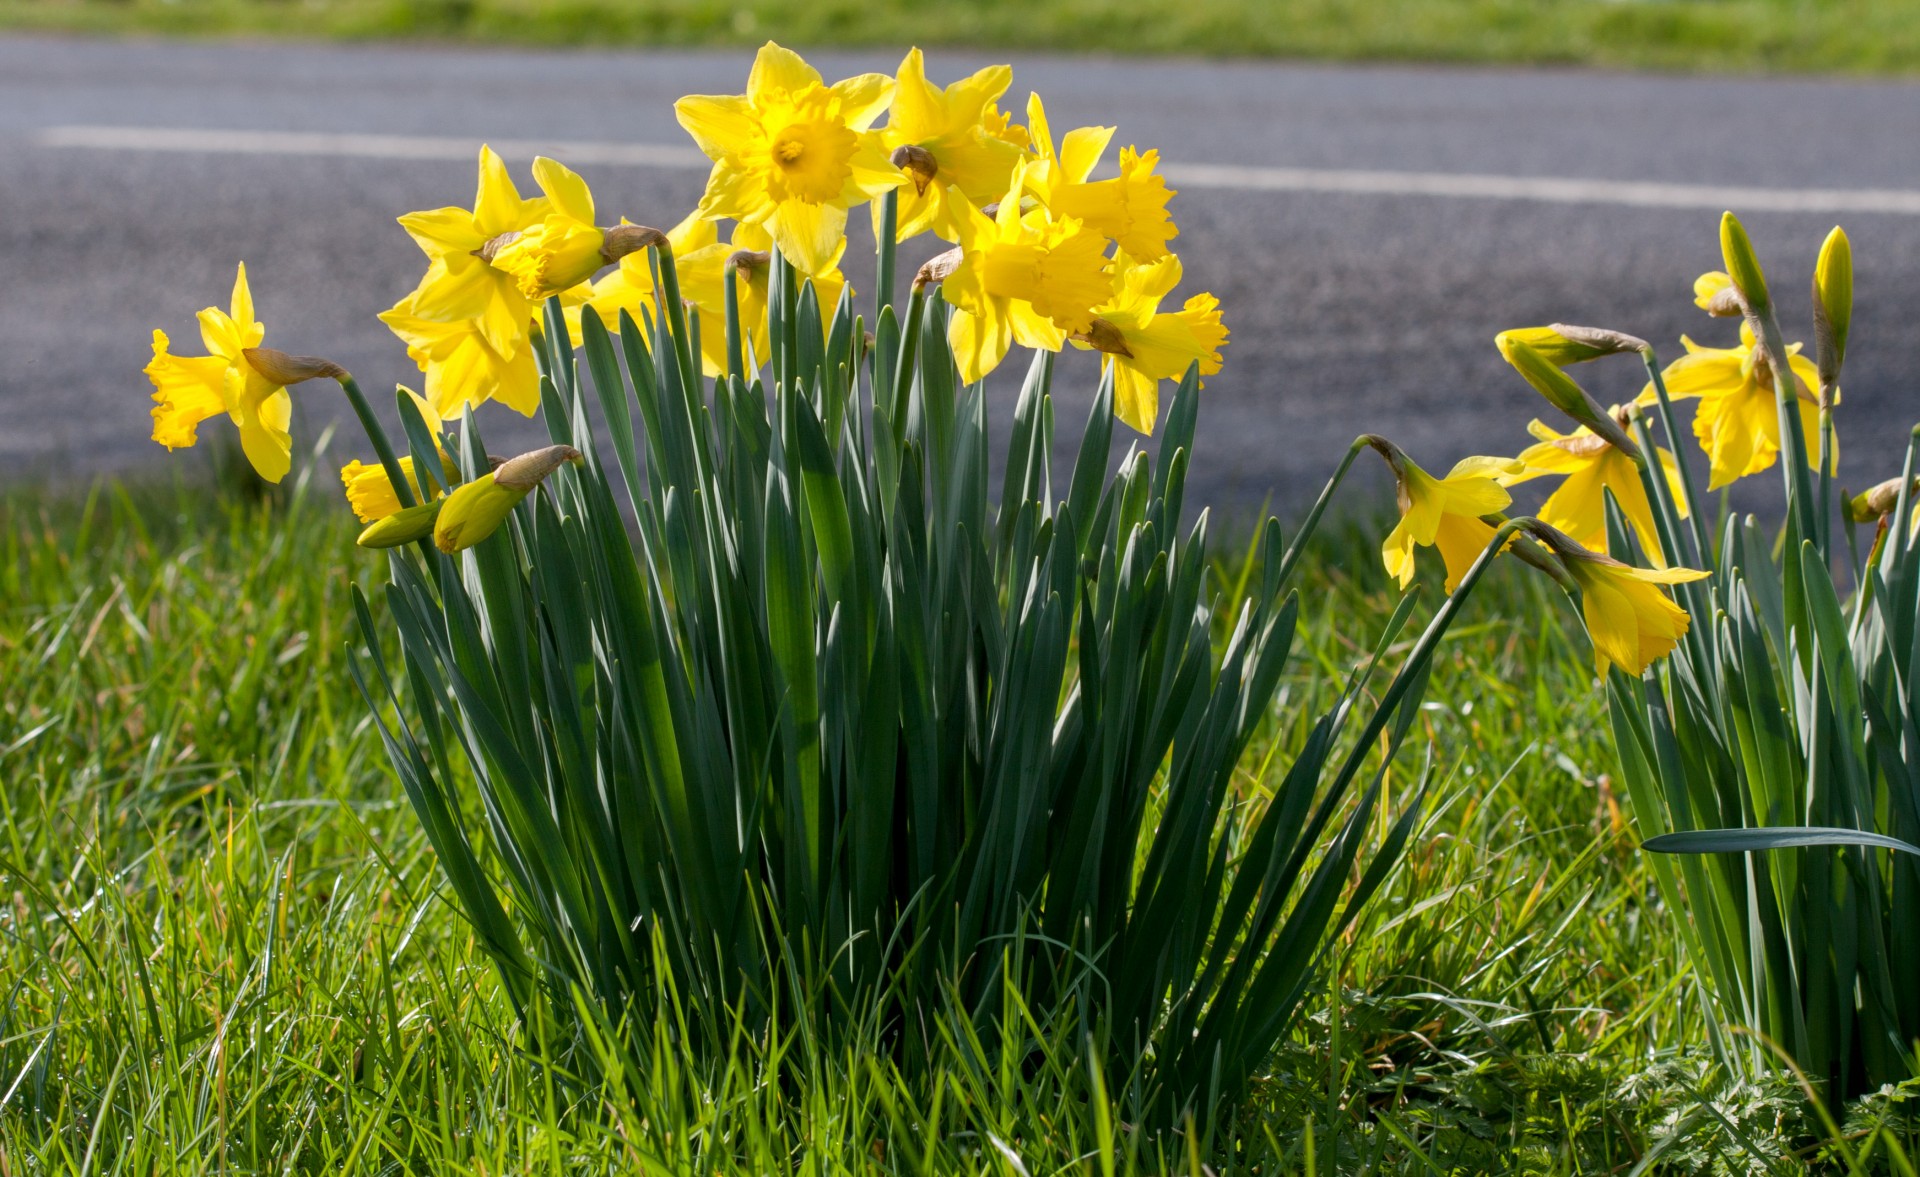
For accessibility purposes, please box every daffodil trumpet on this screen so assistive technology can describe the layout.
[1365,435,1524,593]
[1523,520,1710,678]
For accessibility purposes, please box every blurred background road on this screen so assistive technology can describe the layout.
[6,35,1920,517]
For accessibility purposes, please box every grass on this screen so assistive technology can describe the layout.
[5,454,1918,1172]
[7,0,1920,75]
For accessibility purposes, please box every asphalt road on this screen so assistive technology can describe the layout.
[6,36,1920,523]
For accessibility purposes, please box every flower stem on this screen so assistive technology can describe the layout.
[1639,347,1710,569]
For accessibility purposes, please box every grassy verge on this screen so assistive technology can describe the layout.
[0,469,1909,1172]
[5,0,1920,74]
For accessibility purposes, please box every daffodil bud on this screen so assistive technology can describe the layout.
[1692,273,1744,317]
[1719,211,1769,314]
[726,249,771,275]
[914,247,963,289]
[357,500,443,548]
[1496,335,1643,461]
[433,445,583,553]
[602,224,667,263]
[1847,476,1917,524]
[242,347,347,386]
[1505,325,1649,366]
[1813,225,1852,395]
[891,144,939,196]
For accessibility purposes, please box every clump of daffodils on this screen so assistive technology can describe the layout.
[143,41,1233,548]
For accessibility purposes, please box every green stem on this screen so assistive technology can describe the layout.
[1627,412,1692,574]
[1269,437,1365,593]
[336,375,415,510]
[1640,347,1710,569]
[876,187,898,323]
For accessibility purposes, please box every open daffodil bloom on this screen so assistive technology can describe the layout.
[676,41,896,275]
[876,49,1026,244]
[942,166,1112,385]
[145,262,304,483]
[1069,252,1226,435]
[1503,411,1688,567]
[1636,292,1831,491]
[1370,438,1522,592]
[1024,93,1176,262]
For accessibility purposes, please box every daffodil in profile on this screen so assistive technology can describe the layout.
[941,168,1112,385]
[1531,524,1709,677]
[145,262,324,484]
[490,159,614,300]
[1024,93,1176,262]
[1068,252,1226,435]
[1502,411,1688,566]
[676,41,896,274]
[339,388,459,523]
[1636,316,1829,490]
[1369,438,1522,592]
[875,49,1026,243]
[564,211,708,341]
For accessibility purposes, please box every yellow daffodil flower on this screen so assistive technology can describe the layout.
[379,291,541,418]
[434,445,583,553]
[389,145,551,359]
[1024,93,1176,262]
[1532,525,1709,677]
[942,168,1112,385]
[1067,252,1226,435]
[875,49,1026,243]
[563,211,709,342]
[1636,316,1828,491]
[490,158,612,300]
[676,41,896,275]
[339,388,460,523]
[145,262,302,483]
[1501,412,1688,566]
[1370,438,1522,592]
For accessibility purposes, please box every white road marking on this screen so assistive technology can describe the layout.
[37,124,1920,216]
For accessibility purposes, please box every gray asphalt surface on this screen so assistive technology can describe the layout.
[6,36,1920,523]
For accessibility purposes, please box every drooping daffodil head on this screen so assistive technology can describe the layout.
[1368,437,1522,592]
[1530,522,1709,678]
[489,158,612,301]
[1068,251,1227,435]
[145,263,343,484]
[676,41,897,274]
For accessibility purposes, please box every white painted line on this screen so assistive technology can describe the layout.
[36,124,711,170]
[36,124,1920,216]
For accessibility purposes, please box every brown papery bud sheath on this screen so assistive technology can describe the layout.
[243,347,347,385]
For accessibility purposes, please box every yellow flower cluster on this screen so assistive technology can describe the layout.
[142,42,1227,536]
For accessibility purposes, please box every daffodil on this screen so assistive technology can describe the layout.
[1068,252,1226,435]
[676,41,896,274]
[145,262,314,483]
[1636,317,1829,491]
[389,146,551,362]
[941,169,1112,385]
[1024,93,1176,261]
[1532,525,1709,677]
[339,388,460,523]
[490,158,613,301]
[379,291,541,418]
[1370,438,1522,592]
[874,49,1026,243]
[1501,412,1688,566]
